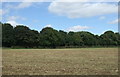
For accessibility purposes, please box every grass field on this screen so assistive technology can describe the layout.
[2,48,118,75]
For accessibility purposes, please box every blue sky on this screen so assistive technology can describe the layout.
[1,2,119,35]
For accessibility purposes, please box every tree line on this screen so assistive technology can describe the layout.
[1,22,120,48]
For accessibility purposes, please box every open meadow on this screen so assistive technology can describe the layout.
[2,48,118,75]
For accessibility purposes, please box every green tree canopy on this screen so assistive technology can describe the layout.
[1,22,120,48]
[2,23,15,47]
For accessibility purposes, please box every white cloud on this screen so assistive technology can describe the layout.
[7,16,26,21]
[1,3,14,15]
[67,25,90,32]
[6,21,19,27]
[4,16,26,26]
[7,16,19,21]
[1,0,119,2]
[2,9,9,15]
[99,16,106,20]
[0,9,2,15]
[5,2,33,9]
[48,2,118,18]
[0,9,2,20]
[6,16,26,27]
[2,2,33,15]
[0,9,8,20]
[44,24,52,27]
[109,19,120,24]
[54,0,119,2]
[15,2,32,9]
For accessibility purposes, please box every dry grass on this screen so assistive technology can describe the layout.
[2,48,118,75]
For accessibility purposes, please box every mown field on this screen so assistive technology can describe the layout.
[2,48,118,75]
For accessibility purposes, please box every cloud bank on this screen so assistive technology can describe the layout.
[48,2,117,18]
[1,0,119,2]
[67,25,90,32]
[109,19,120,24]
[6,21,19,27]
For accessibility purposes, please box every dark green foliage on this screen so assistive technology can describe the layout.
[1,22,120,48]
[115,32,120,45]
[14,25,31,47]
[0,22,2,47]
[39,27,61,48]
[100,31,118,46]
[78,31,96,46]
[14,25,40,48]
[2,23,15,47]
[58,30,67,46]
[66,32,83,47]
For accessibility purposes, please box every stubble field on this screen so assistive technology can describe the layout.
[2,48,118,75]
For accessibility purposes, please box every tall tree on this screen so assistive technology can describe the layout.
[73,32,84,46]
[0,22,2,47]
[2,23,15,47]
[14,25,38,48]
[39,27,60,48]
[100,31,118,46]
[78,31,96,46]
[115,32,120,45]
[58,30,67,46]
[28,30,40,48]
[66,31,75,46]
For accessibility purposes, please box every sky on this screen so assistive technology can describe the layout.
[1,1,119,35]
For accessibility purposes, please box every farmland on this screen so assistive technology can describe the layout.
[2,48,118,75]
